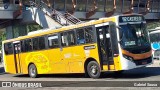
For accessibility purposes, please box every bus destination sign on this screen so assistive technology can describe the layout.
[119,15,145,23]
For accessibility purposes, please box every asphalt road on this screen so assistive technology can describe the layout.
[0,60,160,90]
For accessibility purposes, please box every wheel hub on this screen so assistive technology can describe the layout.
[31,68,35,76]
[91,65,97,74]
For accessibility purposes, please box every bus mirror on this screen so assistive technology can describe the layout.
[140,22,144,29]
[116,26,122,30]
[109,22,119,55]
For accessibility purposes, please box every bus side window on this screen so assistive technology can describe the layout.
[25,39,32,52]
[76,29,85,44]
[4,43,13,55]
[39,37,46,50]
[61,32,68,47]
[33,38,39,50]
[48,34,59,48]
[68,31,76,46]
[21,40,25,52]
[85,27,94,43]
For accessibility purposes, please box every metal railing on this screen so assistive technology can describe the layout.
[64,12,82,24]
[29,0,82,26]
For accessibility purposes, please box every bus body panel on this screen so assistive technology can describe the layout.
[4,54,17,74]
[19,50,49,74]
[113,56,122,71]
[69,43,99,73]
[20,53,29,74]
[12,43,100,74]
[48,48,66,73]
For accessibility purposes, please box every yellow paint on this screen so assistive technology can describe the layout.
[103,65,108,70]
[109,65,115,70]
[3,43,102,74]
[25,51,50,74]
[113,56,122,71]
[102,56,122,71]
[102,65,115,71]
[4,55,16,74]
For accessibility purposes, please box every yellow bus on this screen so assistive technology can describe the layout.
[2,14,152,78]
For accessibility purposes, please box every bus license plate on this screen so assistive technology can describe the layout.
[142,62,147,65]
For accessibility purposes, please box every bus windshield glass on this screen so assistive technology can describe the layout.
[119,23,150,49]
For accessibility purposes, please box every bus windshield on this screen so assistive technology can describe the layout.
[119,23,150,49]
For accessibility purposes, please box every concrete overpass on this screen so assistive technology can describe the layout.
[0,0,160,40]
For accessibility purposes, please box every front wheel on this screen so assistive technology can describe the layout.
[87,61,101,78]
[28,64,38,78]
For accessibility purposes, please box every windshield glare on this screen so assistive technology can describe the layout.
[119,23,149,48]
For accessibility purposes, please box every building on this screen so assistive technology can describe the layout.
[0,0,160,43]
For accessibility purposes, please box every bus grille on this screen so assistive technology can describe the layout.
[129,47,151,54]
[133,57,152,66]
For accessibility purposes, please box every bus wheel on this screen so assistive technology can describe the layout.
[29,64,38,78]
[87,61,101,78]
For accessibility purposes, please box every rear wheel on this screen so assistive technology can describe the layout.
[87,61,101,78]
[28,64,38,78]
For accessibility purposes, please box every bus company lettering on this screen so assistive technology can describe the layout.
[12,82,42,88]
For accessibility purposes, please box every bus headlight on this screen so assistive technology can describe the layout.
[123,54,134,62]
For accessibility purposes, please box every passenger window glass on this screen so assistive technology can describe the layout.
[48,34,59,48]
[33,38,39,50]
[61,31,76,47]
[4,43,13,55]
[76,29,85,44]
[61,32,69,47]
[21,41,25,52]
[39,37,46,50]
[24,39,32,52]
[85,27,94,43]
[68,31,76,46]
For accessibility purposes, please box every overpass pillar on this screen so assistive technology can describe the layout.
[18,25,27,37]
[6,26,13,40]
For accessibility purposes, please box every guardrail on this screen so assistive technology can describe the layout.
[29,0,82,26]
[0,4,20,11]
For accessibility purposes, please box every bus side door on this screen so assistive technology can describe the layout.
[96,22,119,70]
[13,41,22,73]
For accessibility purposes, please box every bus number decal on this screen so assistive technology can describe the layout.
[84,45,96,50]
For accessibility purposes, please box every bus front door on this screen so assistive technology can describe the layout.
[96,23,118,70]
[13,42,22,73]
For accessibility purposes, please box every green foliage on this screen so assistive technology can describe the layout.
[0,24,42,50]
[26,24,42,33]
[0,30,6,50]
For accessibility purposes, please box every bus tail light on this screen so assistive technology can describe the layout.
[114,54,119,57]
